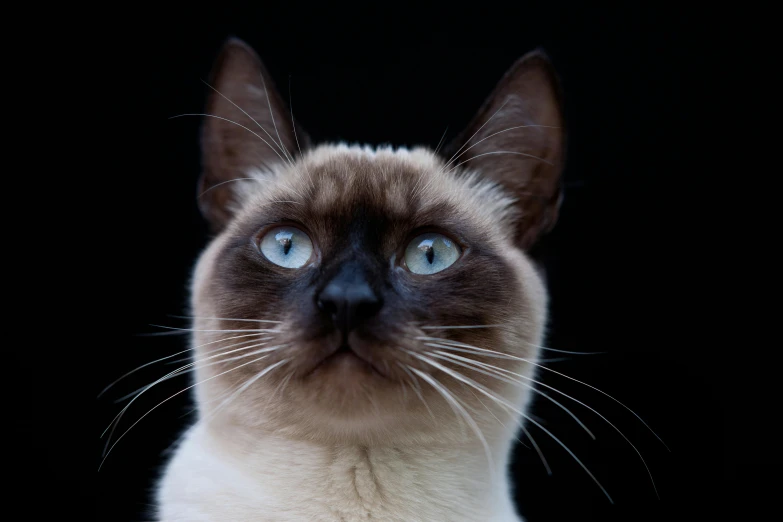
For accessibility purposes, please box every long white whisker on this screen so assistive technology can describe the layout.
[118,341,286,405]
[410,367,496,479]
[440,99,510,172]
[216,344,288,363]
[421,335,605,356]
[411,351,611,502]
[446,124,560,168]
[100,340,279,442]
[270,370,294,403]
[201,359,289,425]
[200,81,293,165]
[149,325,280,334]
[257,72,294,164]
[287,77,316,190]
[98,332,268,398]
[419,325,506,330]
[112,338,282,403]
[169,114,289,166]
[432,346,660,498]
[446,151,553,175]
[468,383,550,473]
[98,353,272,471]
[420,337,669,451]
[168,315,282,324]
[433,126,449,155]
[517,419,553,475]
[430,350,595,439]
[397,362,436,422]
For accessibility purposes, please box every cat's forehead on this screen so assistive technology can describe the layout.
[232,144,518,241]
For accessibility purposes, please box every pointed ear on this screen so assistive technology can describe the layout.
[441,50,566,249]
[199,38,311,230]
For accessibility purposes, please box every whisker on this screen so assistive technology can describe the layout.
[410,367,496,479]
[430,350,595,439]
[420,337,593,357]
[517,419,553,475]
[419,325,506,330]
[268,199,304,205]
[433,126,449,155]
[464,375,551,474]
[288,76,302,158]
[257,72,294,164]
[445,124,561,169]
[111,337,277,403]
[270,370,294,403]
[420,337,669,451]
[135,331,190,337]
[167,315,282,324]
[440,99,510,172]
[169,114,290,167]
[446,151,553,175]
[397,362,436,422]
[148,324,280,334]
[201,359,289,425]
[466,388,530,449]
[200,80,293,165]
[216,344,289,363]
[538,347,605,356]
[101,340,280,443]
[466,389,551,476]
[197,177,260,199]
[431,346,660,498]
[411,351,611,502]
[98,353,273,471]
[98,333,268,399]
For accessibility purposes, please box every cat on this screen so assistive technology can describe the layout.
[156,37,565,521]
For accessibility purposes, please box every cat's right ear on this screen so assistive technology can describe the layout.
[198,38,310,231]
[439,51,565,250]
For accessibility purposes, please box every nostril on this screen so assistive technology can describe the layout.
[316,297,338,317]
[354,296,383,320]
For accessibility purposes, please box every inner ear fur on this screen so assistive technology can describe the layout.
[198,37,310,231]
[441,50,566,249]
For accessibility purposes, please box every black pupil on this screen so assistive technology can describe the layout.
[424,245,434,264]
[281,237,292,255]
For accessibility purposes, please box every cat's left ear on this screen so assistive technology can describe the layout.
[440,50,566,249]
[198,38,311,231]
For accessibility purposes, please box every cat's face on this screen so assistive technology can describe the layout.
[189,39,564,445]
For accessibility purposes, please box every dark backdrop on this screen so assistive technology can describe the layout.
[86,5,724,521]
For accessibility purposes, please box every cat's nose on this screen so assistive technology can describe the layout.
[316,262,383,336]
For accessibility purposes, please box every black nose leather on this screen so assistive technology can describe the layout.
[316,262,383,337]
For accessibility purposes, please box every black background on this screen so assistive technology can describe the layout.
[84,4,724,521]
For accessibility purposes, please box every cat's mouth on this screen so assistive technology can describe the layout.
[305,341,388,379]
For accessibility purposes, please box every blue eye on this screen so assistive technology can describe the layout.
[404,233,461,275]
[259,226,313,268]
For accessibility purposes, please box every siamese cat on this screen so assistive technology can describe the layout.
[156,37,566,521]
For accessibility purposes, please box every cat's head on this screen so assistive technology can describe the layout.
[189,38,565,445]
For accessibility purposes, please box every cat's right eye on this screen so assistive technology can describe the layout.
[258,226,314,269]
[404,233,462,275]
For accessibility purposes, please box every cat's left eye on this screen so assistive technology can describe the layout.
[258,226,314,269]
[404,233,462,275]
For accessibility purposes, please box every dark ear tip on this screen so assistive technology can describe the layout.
[515,48,557,71]
[221,36,253,53]
[208,37,263,84]
[214,37,260,66]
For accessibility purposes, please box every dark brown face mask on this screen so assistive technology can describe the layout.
[191,37,565,383]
